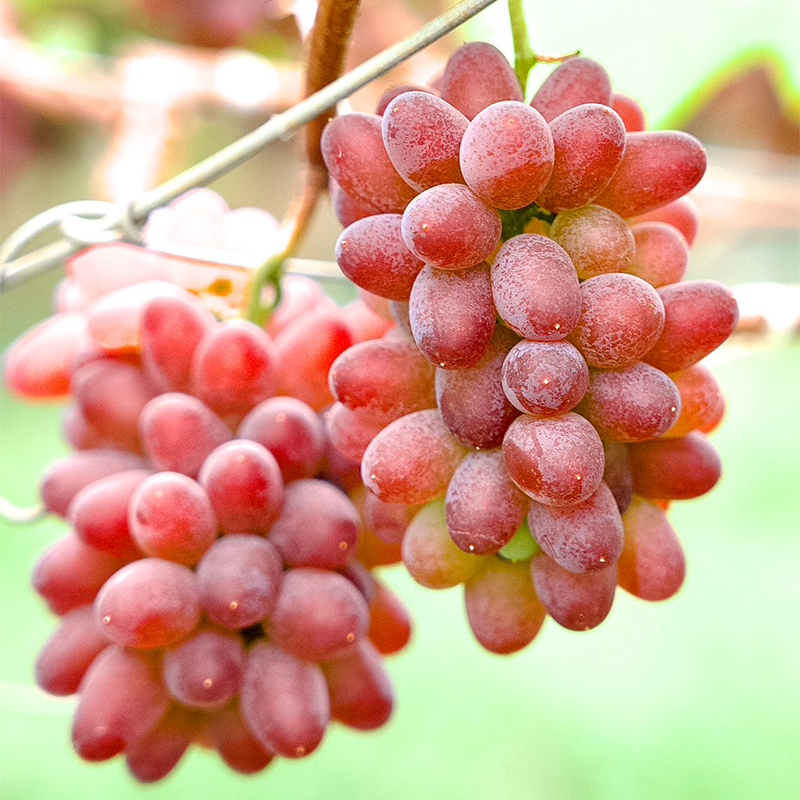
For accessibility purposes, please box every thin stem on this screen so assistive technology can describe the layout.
[508,0,536,95]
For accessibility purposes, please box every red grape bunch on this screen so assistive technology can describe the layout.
[3,191,412,782]
[322,42,738,654]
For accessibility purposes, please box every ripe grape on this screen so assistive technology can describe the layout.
[197,535,282,629]
[445,450,530,555]
[460,101,554,209]
[125,705,196,783]
[335,214,424,301]
[664,364,725,438]
[530,552,616,630]
[325,403,385,462]
[549,205,635,279]
[610,93,646,132]
[537,104,626,212]
[401,184,501,270]
[503,413,605,505]
[338,299,393,343]
[368,580,412,655]
[95,558,201,648]
[382,91,469,190]
[491,234,581,340]
[439,41,523,120]
[375,83,434,115]
[266,274,335,339]
[363,493,420,545]
[634,197,699,246]
[501,339,589,416]
[602,441,634,514]
[61,406,116,451]
[207,702,274,774]
[330,181,380,228]
[464,557,546,654]
[531,58,612,122]
[527,482,623,572]
[627,222,689,287]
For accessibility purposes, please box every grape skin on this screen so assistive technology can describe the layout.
[663,364,725,438]
[368,580,412,655]
[325,402,385,462]
[207,702,275,775]
[375,83,434,116]
[531,58,612,122]
[627,222,689,287]
[602,441,634,514]
[611,93,646,132]
[634,197,700,246]
[125,706,197,783]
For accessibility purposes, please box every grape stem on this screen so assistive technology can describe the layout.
[507,0,537,95]
[499,204,556,239]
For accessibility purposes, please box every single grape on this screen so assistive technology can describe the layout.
[501,339,589,415]
[663,364,725,438]
[363,493,420,545]
[527,482,623,572]
[531,552,616,630]
[594,131,707,217]
[410,263,495,369]
[611,92,646,132]
[34,605,109,696]
[439,41,523,119]
[95,558,201,648]
[325,402,385,462]
[460,101,554,209]
[139,393,231,477]
[402,501,482,589]
[644,280,739,373]
[197,535,283,629]
[268,479,360,569]
[445,450,530,555]
[266,274,335,339]
[356,524,403,569]
[238,396,326,482]
[491,234,581,340]
[128,472,217,565]
[337,299,393,343]
[241,642,330,759]
[550,205,635,279]
[62,405,116,451]
[198,440,284,534]
[340,560,376,604]
[618,496,686,600]
[634,197,699,246]
[627,222,689,287]
[207,702,275,775]
[361,410,466,504]
[464,557,546,654]
[628,433,722,500]
[382,91,469,190]
[330,181,381,227]
[602,441,634,514]
[531,58,612,122]
[335,214,424,300]
[401,184,501,271]
[368,580,412,655]
[375,83,434,115]
[125,705,197,783]
[503,413,605,506]
[537,104,626,212]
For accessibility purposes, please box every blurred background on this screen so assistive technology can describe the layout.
[1,0,798,798]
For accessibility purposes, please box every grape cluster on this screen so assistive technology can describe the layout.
[322,43,738,654]
[4,192,412,782]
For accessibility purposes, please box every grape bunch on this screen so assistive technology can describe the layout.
[322,42,738,654]
[3,191,412,782]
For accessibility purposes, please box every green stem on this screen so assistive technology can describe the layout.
[507,0,536,95]
[244,250,286,326]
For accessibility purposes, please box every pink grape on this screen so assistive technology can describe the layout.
[409,263,496,369]
[402,502,482,589]
[445,450,530,555]
[434,326,520,448]
[266,274,335,339]
[594,131,707,217]
[191,320,278,417]
[67,243,167,300]
[503,412,605,506]
[139,393,231,477]
[627,222,689,287]
[71,647,168,762]
[267,568,369,661]
[323,640,394,730]
[491,234,581,340]
[550,205,635,279]
[238,397,326,482]
[337,299,393,343]
[198,440,284,534]
[34,605,109,696]
[162,627,245,709]
[569,273,666,368]
[241,642,330,759]
[644,280,739,373]
[321,113,417,213]
[628,433,722,500]
[663,364,725,438]
[439,41,523,119]
[501,339,589,415]
[611,92,646,132]
[361,410,466,504]
[32,534,127,615]
[330,181,380,228]
[382,91,469,190]
[325,403,385,462]
[197,535,283,629]
[368,580,412,655]
[69,469,150,559]
[268,479,360,569]
[460,101,554,209]
[578,363,681,442]
[207,702,275,774]
[95,558,201,648]
[358,288,393,320]
[602,441,634,514]
[125,706,196,783]
[401,184,501,271]
[363,493,420,545]
[531,553,616,630]
[537,104,626,212]
[464,557,546,654]
[634,197,699,246]
[531,58,612,122]
[335,214,424,300]
[618,496,686,600]
[340,560,376,604]
[62,405,115,451]
[128,472,217,565]
[375,83,434,115]
[527,482,623,572]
